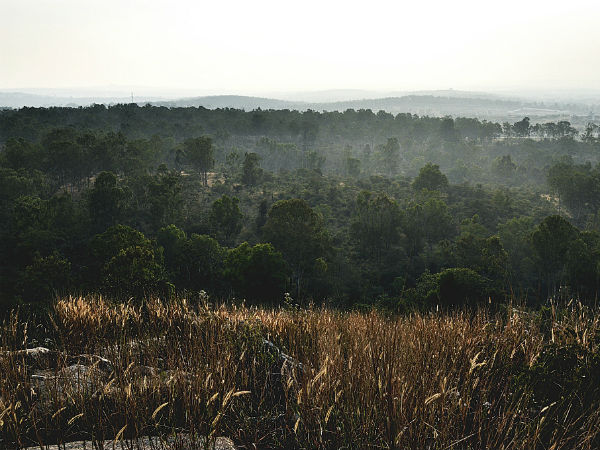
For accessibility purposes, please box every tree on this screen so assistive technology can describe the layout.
[225,150,242,177]
[87,171,126,231]
[454,232,508,285]
[439,117,458,141]
[224,242,288,304]
[42,128,84,190]
[90,224,166,299]
[498,216,536,295]
[183,136,214,186]
[493,155,517,179]
[583,123,599,143]
[145,166,183,230]
[380,137,400,176]
[564,235,599,299]
[157,226,225,294]
[532,215,579,296]
[241,152,263,186]
[255,199,269,233]
[412,163,449,192]
[403,198,454,258]
[513,117,531,137]
[157,224,187,278]
[547,161,600,224]
[210,195,243,246]
[345,156,361,178]
[437,268,493,308]
[1,138,40,171]
[103,245,167,300]
[181,234,226,293]
[405,268,493,309]
[21,251,71,305]
[350,191,406,298]
[351,191,402,263]
[306,151,325,172]
[262,199,330,299]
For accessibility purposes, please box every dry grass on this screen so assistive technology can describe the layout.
[1,296,600,449]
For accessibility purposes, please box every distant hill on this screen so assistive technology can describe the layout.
[154,95,300,110]
[1,90,597,125]
[153,93,525,114]
[156,94,584,122]
[314,95,525,116]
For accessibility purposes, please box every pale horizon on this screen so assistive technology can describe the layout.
[2,0,600,97]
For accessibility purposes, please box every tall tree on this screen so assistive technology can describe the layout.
[532,215,579,296]
[224,242,288,304]
[183,136,214,186]
[380,137,400,176]
[87,171,126,231]
[512,117,531,137]
[241,152,263,186]
[351,191,402,264]
[412,163,449,192]
[210,195,243,246]
[262,199,330,300]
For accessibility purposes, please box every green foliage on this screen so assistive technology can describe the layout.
[345,156,361,178]
[437,268,494,307]
[532,215,579,294]
[547,160,600,224]
[241,152,263,186]
[144,166,183,229]
[512,116,530,137]
[2,106,600,307]
[498,216,536,295]
[403,197,454,256]
[88,171,126,231]
[493,155,516,179]
[351,191,402,262]
[262,198,330,299]
[21,251,71,304]
[156,224,187,274]
[379,137,400,176]
[412,163,449,192]
[210,195,243,246]
[1,138,40,171]
[157,225,225,294]
[405,268,493,308]
[454,233,508,282]
[224,242,288,304]
[90,225,166,298]
[182,136,214,186]
[102,245,167,300]
[403,271,441,307]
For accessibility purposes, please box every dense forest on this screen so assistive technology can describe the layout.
[2,104,600,312]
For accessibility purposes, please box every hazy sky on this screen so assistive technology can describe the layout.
[2,0,600,95]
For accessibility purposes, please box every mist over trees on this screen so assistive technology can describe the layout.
[1,104,600,311]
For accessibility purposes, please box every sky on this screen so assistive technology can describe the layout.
[1,0,600,96]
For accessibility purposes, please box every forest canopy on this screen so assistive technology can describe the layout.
[1,104,600,312]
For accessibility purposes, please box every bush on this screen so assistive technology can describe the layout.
[404,268,494,309]
[438,268,494,308]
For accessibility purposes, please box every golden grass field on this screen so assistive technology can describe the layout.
[1,296,600,449]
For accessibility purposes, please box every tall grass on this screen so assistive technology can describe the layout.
[1,296,599,449]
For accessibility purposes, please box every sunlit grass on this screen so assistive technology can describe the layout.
[1,296,599,449]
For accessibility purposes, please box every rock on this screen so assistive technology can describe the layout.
[31,363,109,403]
[67,354,114,374]
[1,348,113,375]
[22,434,236,450]
[263,338,304,374]
[1,346,60,370]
